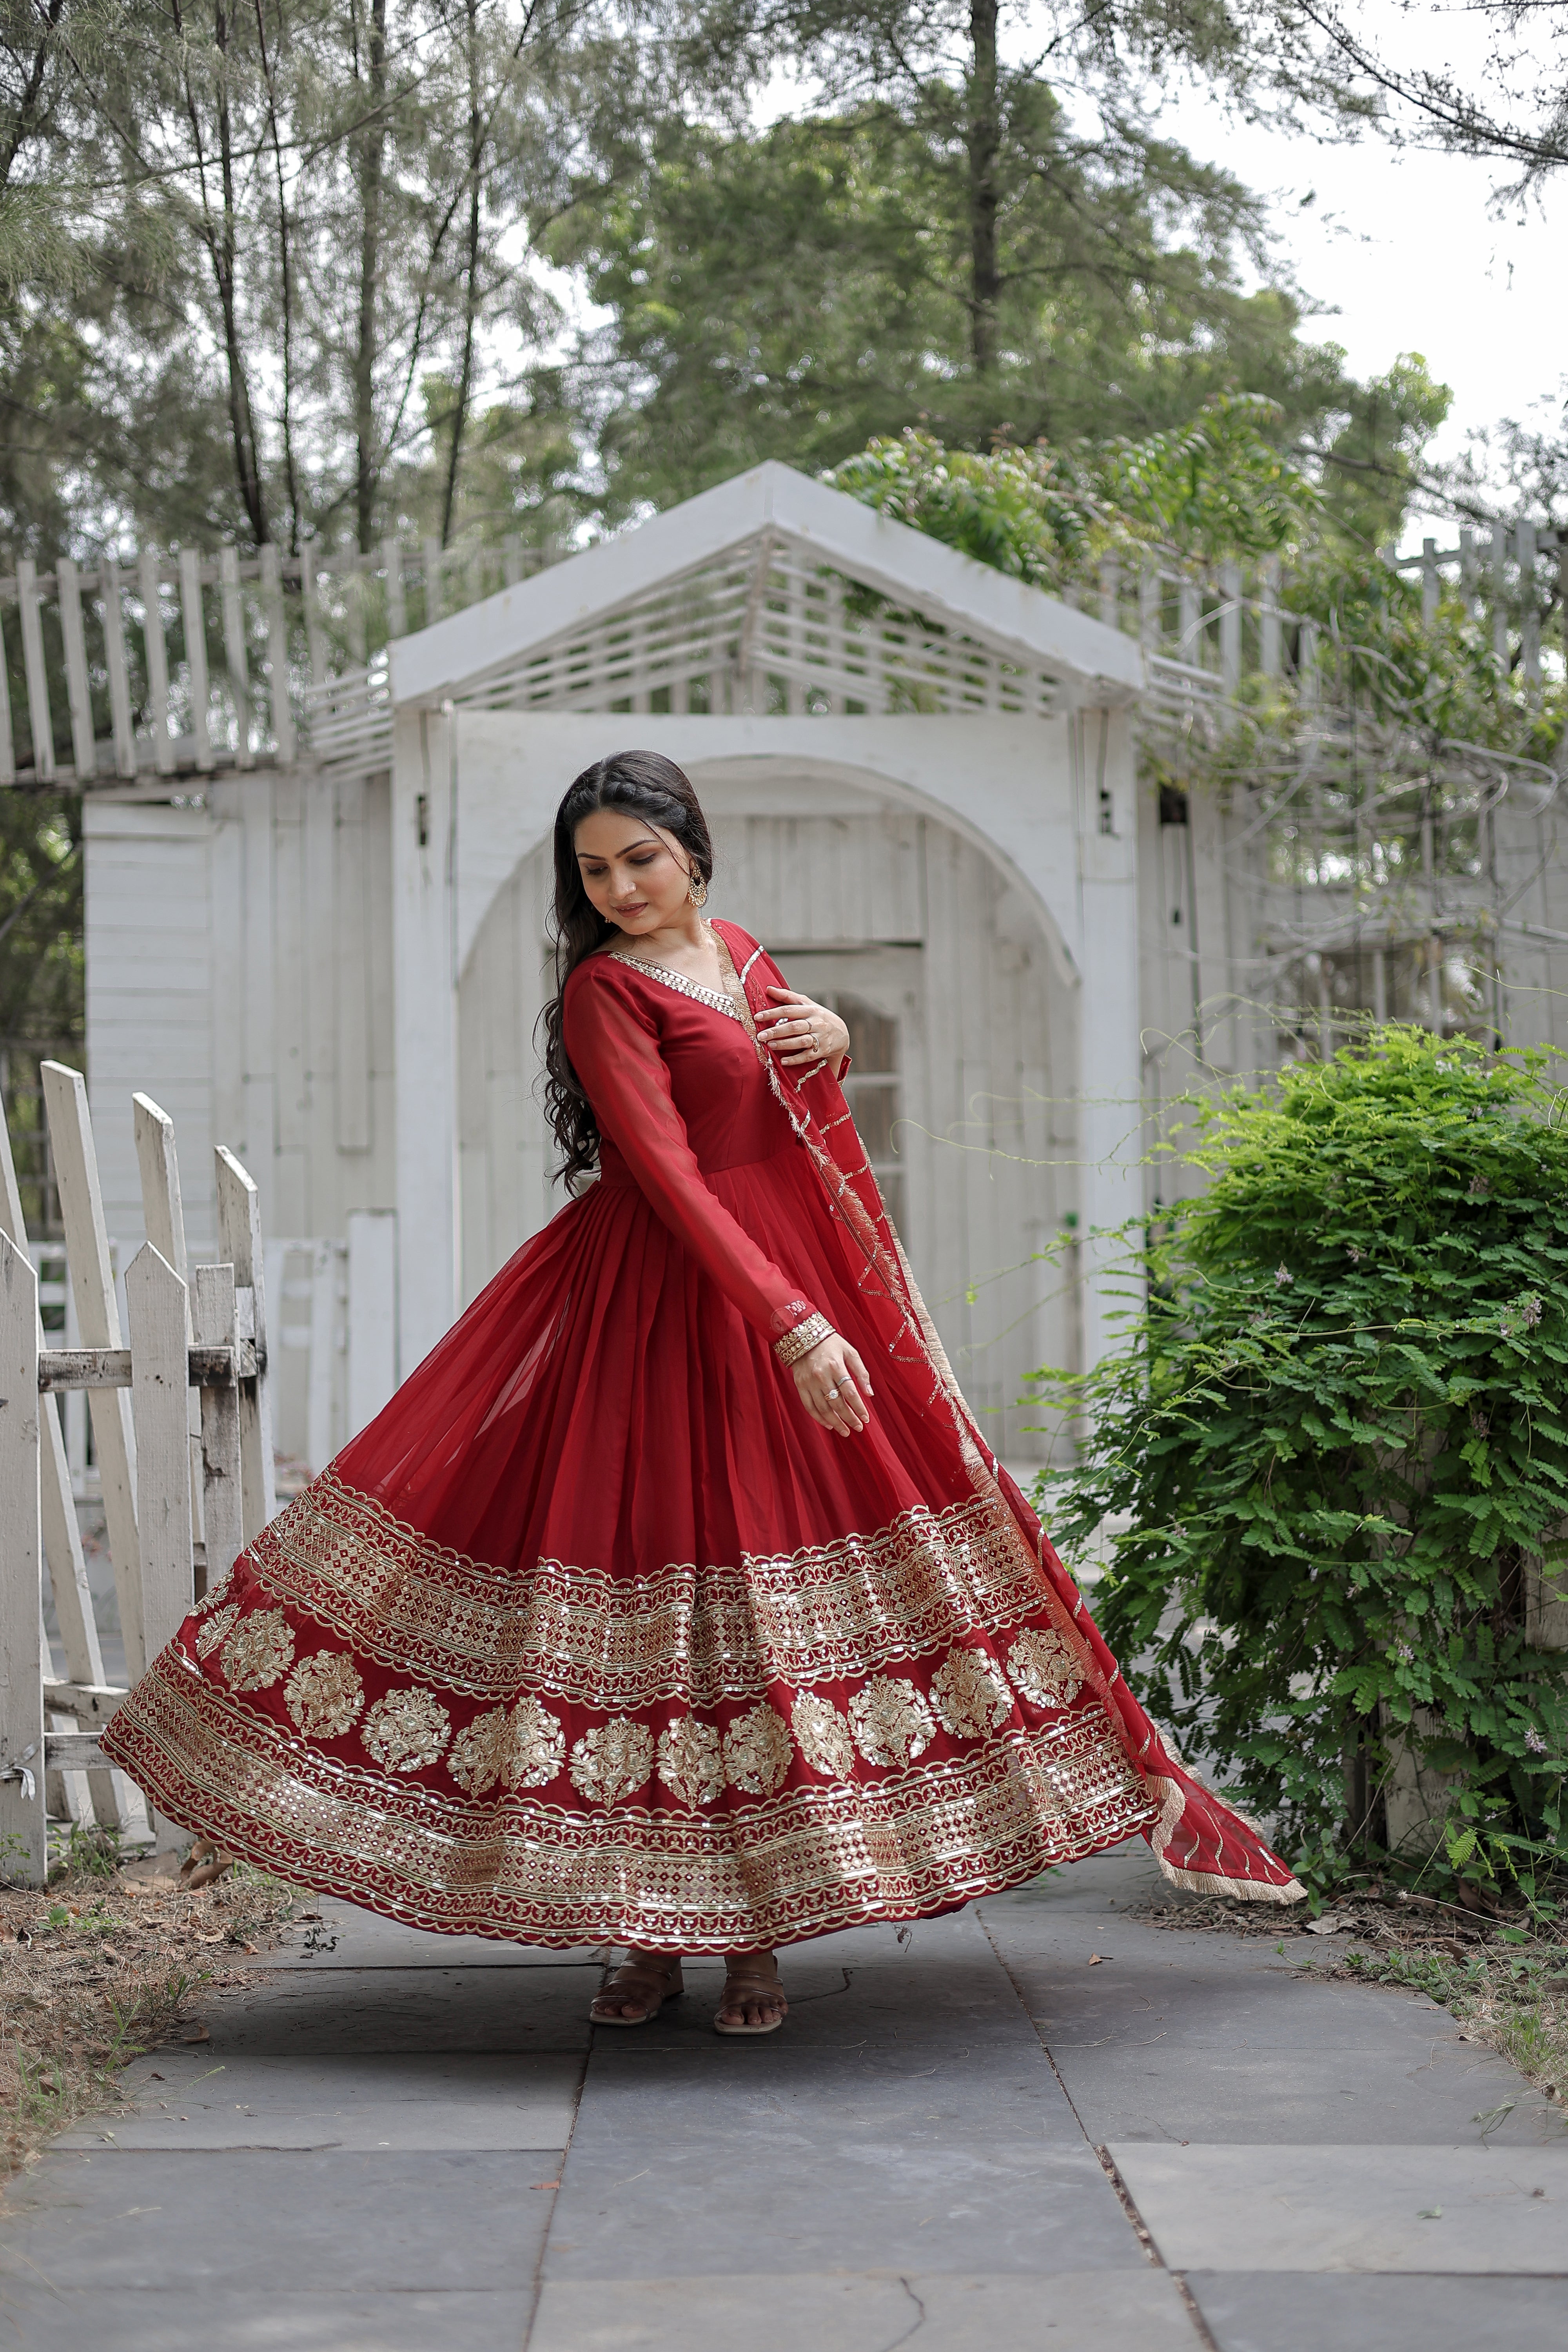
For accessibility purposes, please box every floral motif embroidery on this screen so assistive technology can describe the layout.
[447,1706,514,1795]
[444,1697,564,1795]
[220,1608,296,1692]
[791,1692,857,1779]
[850,1675,936,1768]
[195,1602,241,1660]
[505,1695,566,1790]
[931,1646,1012,1740]
[569,1719,655,1805]
[193,1575,235,1617]
[657,1716,724,1808]
[1006,1628,1083,1709]
[109,1646,1180,1951]
[362,1686,451,1773]
[722,1702,793,1797]
[284,1650,365,1739]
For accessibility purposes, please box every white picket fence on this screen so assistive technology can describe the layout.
[0,1066,275,1882]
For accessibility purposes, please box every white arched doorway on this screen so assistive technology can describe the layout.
[457,758,1077,1459]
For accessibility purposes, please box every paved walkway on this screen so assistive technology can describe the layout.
[2,1840,1564,2350]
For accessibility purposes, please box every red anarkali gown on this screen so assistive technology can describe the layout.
[103,920,1301,1945]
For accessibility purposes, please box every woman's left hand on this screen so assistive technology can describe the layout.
[757,988,849,1075]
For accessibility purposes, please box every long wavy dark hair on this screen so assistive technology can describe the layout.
[541,750,715,1185]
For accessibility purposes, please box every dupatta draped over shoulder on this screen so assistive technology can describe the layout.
[103,916,1301,1945]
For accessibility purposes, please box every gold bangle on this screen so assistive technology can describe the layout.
[774,1312,834,1367]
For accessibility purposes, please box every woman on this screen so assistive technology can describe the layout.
[103,751,1301,2036]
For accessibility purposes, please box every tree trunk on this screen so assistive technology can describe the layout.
[206,0,268,542]
[966,0,1001,382]
[439,0,483,548]
[256,1,300,552]
[0,0,68,190]
[354,0,389,553]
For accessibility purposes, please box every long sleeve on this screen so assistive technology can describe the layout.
[564,966,822,1347]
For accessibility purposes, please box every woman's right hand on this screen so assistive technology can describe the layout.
[793,1334,873,1436]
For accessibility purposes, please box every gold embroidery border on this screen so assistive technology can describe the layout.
[103,1650,1158,1952]
[246,1471,1052,1706]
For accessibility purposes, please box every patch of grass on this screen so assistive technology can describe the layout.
[0,1849,302,2179]
[1340,1938,1568,2106]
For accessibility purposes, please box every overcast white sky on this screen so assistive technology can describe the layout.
[1154,67,1566,522]
[756,3,1566,532]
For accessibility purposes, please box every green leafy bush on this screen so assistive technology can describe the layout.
[1034,1028,1568,1897]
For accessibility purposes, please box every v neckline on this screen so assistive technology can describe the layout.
[607,935,741,1022]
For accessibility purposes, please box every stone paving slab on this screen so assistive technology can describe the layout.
[57,2049,582,2151]
[0,2150,557,2292]
[0,2286,534,2352]
[1187,2270,1568,2352]
[569,2037,1086,2144]
[1051,2033,1560,2147]
[545,2084,1137,2280]
[528,2268,1200,2351]
[262,1898,607,1970]
[199,1964,593,2054]
[999,1953,1460,2051]
[1109,2141,1568,2272]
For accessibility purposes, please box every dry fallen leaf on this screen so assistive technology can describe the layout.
[1087,1954,1104,1966]
[180,2025,210,2044]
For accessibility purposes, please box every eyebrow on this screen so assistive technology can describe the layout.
[575,834,662,862]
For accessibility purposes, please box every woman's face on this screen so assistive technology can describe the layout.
[574,808,694,935]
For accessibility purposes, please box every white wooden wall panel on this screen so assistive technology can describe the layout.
[85,806,217,1259]
[273,773,309,1158]
[85,769,401,1467]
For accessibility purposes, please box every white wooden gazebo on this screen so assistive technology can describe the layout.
[385,462,1143,1453]
[78,458,1143,1467]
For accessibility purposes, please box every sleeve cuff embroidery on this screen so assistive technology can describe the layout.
[774,1312,834,1367]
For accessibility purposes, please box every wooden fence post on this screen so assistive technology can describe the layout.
[101,555,137,778]
[0,1105,120,1828]
[0,1233,46,1884]
[347,1210,397,1437]
[216,1147,276,1538]
[138,549,175,776]
[126,1245,192,1855]
[260,544,295,764]
[192,1264,243,1589]
[220,545,254,768]
[179,548,213,769]
[126,1245,192,1658]
[135,1092,205,1574]
[382,538,407,639]
[15,558,54,782]
[0,594,15,786]
[42,1062,144,1681]
[56,557,98,780]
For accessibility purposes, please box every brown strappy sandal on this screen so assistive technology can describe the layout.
[179,1838,236,1890]
[713,1954,788,2037]
[590,1950,685,2027]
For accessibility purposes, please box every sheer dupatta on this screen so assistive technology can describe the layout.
[712,919,1303,1904]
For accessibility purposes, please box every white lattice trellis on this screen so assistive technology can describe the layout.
[450,535,1061,722]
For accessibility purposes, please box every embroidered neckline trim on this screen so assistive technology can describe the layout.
[608,951,741,1021]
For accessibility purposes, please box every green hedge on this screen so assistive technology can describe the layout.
[1034,1028,1568,1897]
